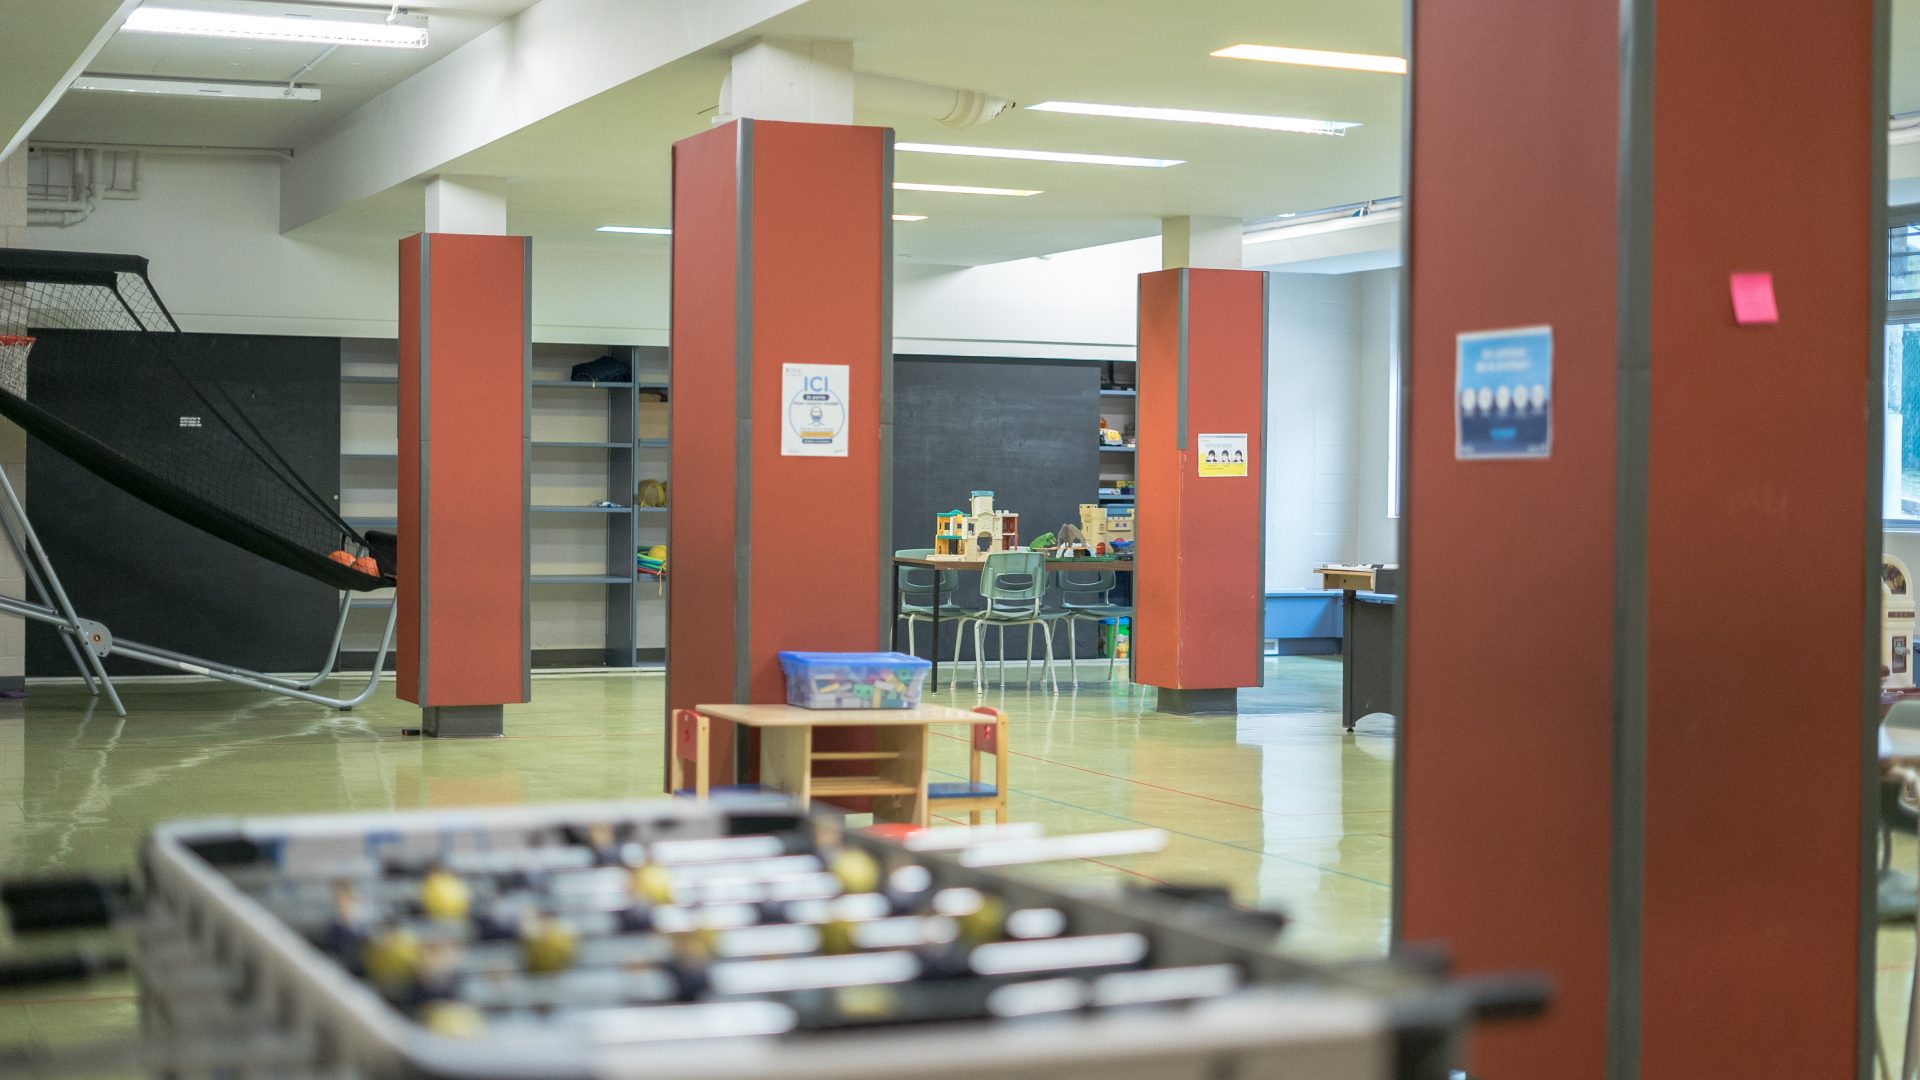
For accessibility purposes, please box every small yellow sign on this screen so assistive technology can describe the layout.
[1197,433,1248,477]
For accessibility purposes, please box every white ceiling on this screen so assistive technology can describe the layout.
[306,0,1407,265]
[22,0,1920,266]
[32,1,536,149]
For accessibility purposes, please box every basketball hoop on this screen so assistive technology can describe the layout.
[0,336,32,396]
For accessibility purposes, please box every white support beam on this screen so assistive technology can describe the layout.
[725,38,854,124]
[280,0,809,233]
[1161,215,1242,270]
[0,0,141,162]
[425,175,508,235]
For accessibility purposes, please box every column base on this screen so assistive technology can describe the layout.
[1153,687,1239,716]
[421,704,504,738]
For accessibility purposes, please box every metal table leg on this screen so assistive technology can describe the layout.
[1341,588,1358,731]
[930,580,943,693]
[890,560,903,653]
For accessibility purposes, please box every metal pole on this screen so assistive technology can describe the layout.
[0,466,120,714]
[0,491,94,690]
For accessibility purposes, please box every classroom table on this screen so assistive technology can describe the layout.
[890,553,1136,692]
[692,702,989,826]
[1880,689,1920,1077]
[1315,564,1401,731]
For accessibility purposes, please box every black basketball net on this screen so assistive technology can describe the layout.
[0,268,363,564]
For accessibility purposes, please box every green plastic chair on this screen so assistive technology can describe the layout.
[894,548,964,659]
[1057,568,1134,687]
[957,551,1063,692]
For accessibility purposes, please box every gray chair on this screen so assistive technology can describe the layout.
[1056,568,1133,687]
[956,550,1063,692]
[894,548,964,659]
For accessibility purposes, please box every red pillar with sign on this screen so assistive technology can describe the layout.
[1134,268,1267,715]
[1400,0,1880,1074]
[666,119,893,786]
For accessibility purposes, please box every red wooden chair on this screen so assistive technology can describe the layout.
[928,706,1009,825]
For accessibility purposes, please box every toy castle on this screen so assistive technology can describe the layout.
[934,490,1018,557]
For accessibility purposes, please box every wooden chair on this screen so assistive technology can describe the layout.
[669,708,710,798]
[928,706,1009,824]
[669,708,765,801]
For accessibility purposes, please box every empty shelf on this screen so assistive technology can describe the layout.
[807,776,919,797]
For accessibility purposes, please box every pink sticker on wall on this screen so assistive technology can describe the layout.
[1729,272,1779,325]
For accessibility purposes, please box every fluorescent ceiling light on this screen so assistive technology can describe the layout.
[893,182,1041,197]
[1210,44,1407,75]
[1026,100,1356,136]
[892,214,927,222]
[597,225,671,235]
[894,142,1182,169]
[72,75,321,101]
[124,2,429,49]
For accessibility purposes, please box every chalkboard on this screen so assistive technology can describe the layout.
[891,356,1106,662]
[23,332,342,678]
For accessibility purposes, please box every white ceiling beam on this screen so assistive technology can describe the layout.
[0,0,141,162]
[280,0,809,233]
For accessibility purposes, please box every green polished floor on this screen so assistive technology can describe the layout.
[2,658,1915,1067]
[0,657,1389,1054]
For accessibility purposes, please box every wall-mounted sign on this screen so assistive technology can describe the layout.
[1197,433,1248,477]
[1455,325,1552,460]
[781,363,848,457]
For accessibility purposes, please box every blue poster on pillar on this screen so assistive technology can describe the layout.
[1455,325,1552,460]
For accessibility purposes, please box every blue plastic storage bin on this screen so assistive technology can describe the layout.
[778,651,931,710]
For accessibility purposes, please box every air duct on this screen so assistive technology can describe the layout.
[714,72,1013,128]
[854,73,1013,128]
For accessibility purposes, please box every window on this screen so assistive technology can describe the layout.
[1888,211,1920,524]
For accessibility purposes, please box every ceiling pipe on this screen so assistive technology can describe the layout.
[855,73,1013,128]
[713,71,1013,127]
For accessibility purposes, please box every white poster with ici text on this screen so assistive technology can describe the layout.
[781,363,849,457]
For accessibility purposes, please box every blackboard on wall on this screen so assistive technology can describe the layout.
[891,356,1104,661]
[23,332,343,677]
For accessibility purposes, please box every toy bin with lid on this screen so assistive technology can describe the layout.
[777,651,931,709]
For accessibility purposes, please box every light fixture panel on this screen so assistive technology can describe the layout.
[893,182,1041,197]
[123,2,430,49]
[1210,44,1407,75]
[596,226,672,235]
[1026,101,1356,136]
[894,142,1182,168]
[72,75,322,101]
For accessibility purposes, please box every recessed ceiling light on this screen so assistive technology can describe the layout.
[597,225,671,235]
[124,2,429,49]
[1026,101,1356,136]
[894,142,1182,168]
[892,182,1041,197]
[892,214,928,222]
[71,75,321,101]
[1210,44,1407,75]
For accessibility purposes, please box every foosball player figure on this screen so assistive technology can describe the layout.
[324,880,369,960]
[519,913,578,974]
[419,864,471,922]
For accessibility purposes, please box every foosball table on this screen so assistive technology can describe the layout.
[0,797,1546,1078]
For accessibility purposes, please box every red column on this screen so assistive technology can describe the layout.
[1134,268,1266,714]
[1401,0,1880,1075]
[667,119,891,787]
[1637,3,1876,1075]
[396,233,531,737]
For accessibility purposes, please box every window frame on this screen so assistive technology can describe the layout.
[1887,206,1920,528]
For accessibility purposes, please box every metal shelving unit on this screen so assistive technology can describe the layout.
[1099,376,1137,509]
[339,341,668,669]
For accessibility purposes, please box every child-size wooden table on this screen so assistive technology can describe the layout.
[691,702,988,825]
